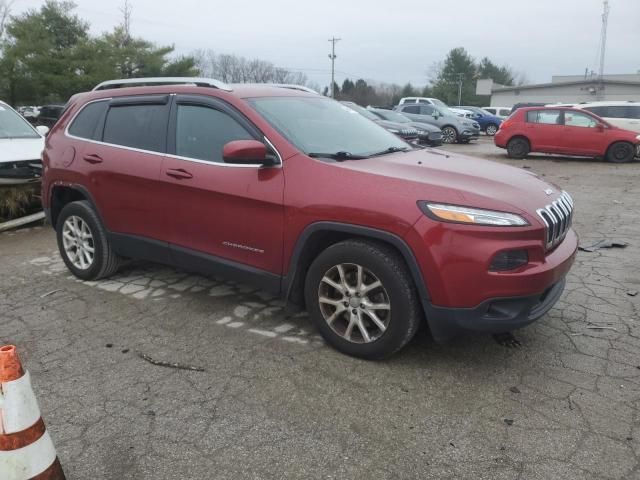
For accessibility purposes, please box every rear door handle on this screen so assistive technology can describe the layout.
[165,168,193,179]
[83,153,103,164]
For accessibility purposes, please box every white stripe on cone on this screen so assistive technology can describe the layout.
[0,430,58,480]
[0,371,42,435]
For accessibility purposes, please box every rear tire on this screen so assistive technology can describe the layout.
[507,137,530,159]
[606,142,635,163]
[56,201,121,281]
[304,240,421,360]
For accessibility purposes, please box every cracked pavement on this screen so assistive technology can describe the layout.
[1,137,639,479]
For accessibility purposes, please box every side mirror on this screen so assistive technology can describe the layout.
[596,123,605,132]
[223,140,270,165]
[36,125,49,136]
[431,111,439,119]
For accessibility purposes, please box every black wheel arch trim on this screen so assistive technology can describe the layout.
[283,220,432,302]
[49,183,106,229]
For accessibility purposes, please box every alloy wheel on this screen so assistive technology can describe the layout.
[486,124,498,136]
[317,263,391,344]
[442,127,456,144]
[62,215,95,270]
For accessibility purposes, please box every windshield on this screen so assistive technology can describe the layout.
[373,110,411,123]
[340,102,379,121]
[250,97,408,158]
[0,104,40,139]
[431,98,448,108]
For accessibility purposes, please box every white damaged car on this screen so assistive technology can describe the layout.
[0,101,49,185]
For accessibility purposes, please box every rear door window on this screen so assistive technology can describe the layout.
[527,110,562,125]
[68,101,108,140]
[402,105,420,114]
[103,103,168,153]
[627,106,640,119]
[499,108,511,117]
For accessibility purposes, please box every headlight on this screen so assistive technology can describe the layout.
[387,129,400,134]
[418,202,529,226]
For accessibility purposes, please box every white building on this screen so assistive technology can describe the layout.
[477,74,640,108]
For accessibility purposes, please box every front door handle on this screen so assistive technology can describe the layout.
[165,168,193,179]
[83,153,103,164]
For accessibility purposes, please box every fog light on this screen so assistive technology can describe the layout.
[489,250,529,271]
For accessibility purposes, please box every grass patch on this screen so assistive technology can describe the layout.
[0,184,42,223]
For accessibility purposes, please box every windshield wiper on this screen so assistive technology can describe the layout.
[367,146,411,157]
[307,151,367,161]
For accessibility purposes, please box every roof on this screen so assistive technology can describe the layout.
[493,79,640,93]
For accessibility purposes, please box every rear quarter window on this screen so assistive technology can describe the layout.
[102,104,167,152]
[68,101,108,140]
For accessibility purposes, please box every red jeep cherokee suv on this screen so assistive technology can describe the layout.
[42,78,578,359]
[495,106,640,162]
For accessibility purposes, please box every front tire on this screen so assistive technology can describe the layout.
[56,201,121,280]
[485,124,498,136]
[507,137,530,159]
[441,126,458,144]
[304,240,421,360]
[606,142,635,163]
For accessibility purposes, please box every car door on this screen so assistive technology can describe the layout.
[417,105,441,128]
[161,94,284,275]
[524,109,564,152]
[562,110,604,155]
[76,96,170,249]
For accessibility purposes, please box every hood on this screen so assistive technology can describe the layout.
[335,148,563,218]
[0,137,45,164]
[376,119,417,133]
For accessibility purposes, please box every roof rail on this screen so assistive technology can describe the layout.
[92,77,233,92]
[234,83,318,94]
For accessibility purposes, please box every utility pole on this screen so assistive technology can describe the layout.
[597,0,610,100]
[328,37,341,98]
[456,73,464,106]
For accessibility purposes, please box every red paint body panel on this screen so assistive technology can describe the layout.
[43,85,580,321]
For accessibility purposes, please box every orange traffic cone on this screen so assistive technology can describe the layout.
[0,345,66,480]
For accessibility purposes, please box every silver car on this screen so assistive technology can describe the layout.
[394,104,480,144]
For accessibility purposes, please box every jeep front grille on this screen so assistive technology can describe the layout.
[536,191,574,250]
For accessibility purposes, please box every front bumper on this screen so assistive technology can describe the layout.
[418,131,443,146]
[459,129,480,141]
[425,278,566,341]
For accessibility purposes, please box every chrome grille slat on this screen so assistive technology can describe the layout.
[537,191,574,250]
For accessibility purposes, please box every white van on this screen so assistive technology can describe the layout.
[573,102,640,133]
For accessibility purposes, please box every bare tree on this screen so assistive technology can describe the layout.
[119,0,132,46]
[193,49,310,87]
[0,0,14,40]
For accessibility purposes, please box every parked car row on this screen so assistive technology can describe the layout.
[17,104,65,128]
[495,106,640,163]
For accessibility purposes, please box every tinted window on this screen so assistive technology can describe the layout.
[103,104,167,152]
[402,105,420,114]
[627,106,640,119]
[527,110,562,125]
[585,106,606,117]
[484,108,496,115]
[176,105,254,163]
[403,99,417,104]
[420,105,435,115]
[68,101,107,140]
[565,111,598,128]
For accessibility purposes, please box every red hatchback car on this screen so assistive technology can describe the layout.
[495,106,640,163]
[42,77,578,359]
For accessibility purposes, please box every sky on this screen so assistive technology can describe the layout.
[8,0,640,88]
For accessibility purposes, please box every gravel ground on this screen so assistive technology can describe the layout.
[1,137,639,479]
